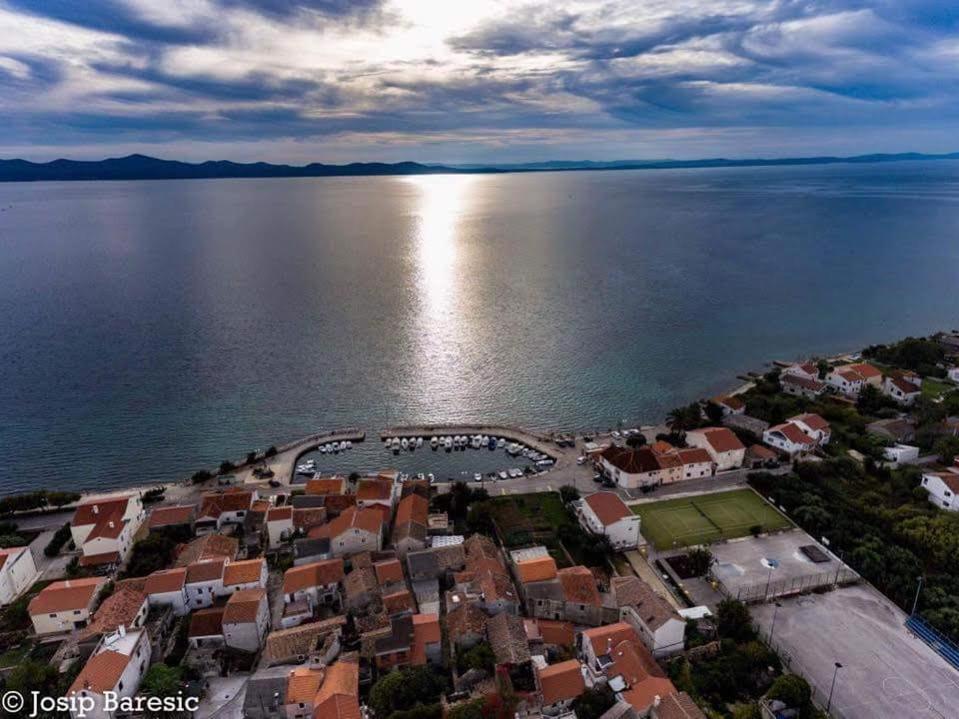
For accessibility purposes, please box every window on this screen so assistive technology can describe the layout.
[74,610,81,615]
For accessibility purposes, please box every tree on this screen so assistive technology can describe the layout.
[666,403,702,433]
[139,663,191,719]
[767,674,812,713]
[4,661,59,715]
[625,433,647,448]
[466,501,494,535]
[369,666,446,718]
[122,533,177,578]
[704,402,725,425]
[46,491,81,508]
[687,547,714,576]
[933,436,959,465]
[265,445,277,457]
[559,485,580,504]
[458,641,495,673]
[571,688,615,719]
[717,599,755,642]
[218,460,235,474]
[447,699,484,719]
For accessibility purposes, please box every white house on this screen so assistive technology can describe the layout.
[223,588,270,652]
[310,506,383,557]
[283,559,344,610]
[575,493,642,549]
[222,558,268,593]
[883,376,922,406]
[789,413,831,445]
[710,395,745,416]
[781,373,827,399]
[265,506,294,547]
[883,444,920,466]
[195,489,257,534]
[534,658,586,716]
[763,422,817,456]
[67,627,151,719]
[70,495,145,569]
[826,362,882,397]
[28,577,106,635]
[143,568,188,615]
[599,445,676,489]
[184,557,227,609]
[611,577,686,657]
[921,472,959,512]
[782,361,819,381]
[0,546,39,605]
[684,428,745,471]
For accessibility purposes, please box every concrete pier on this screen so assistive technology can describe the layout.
[379,424,562,461]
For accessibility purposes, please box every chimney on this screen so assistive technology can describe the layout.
[108,521,115,529]
[118,624,126,637]
[653,696,661,708]
[92,505,99,515]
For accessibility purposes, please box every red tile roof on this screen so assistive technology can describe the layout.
[356,478,393,501]
[515,556,558,583]
[283,559,345,594]
[144,568,187,595]
[537,660,585,705]
[558,566,601,606]
[223,588,266,624]
[311,506,382,540]
[29,578,104,615]
[267,506,293,522]
[410,613,440,665]
[792,413,830,432]
[185,557,227,584]
[188,607,224,637]
[600,445,662,474]
[222,558,264,586]
[584,492,632,526]
[147,505,196,529]
[394,493,428,526]
[770,422,816,446]
[374,559,404,585]
[72,497,131,528]
[691,427,744,453]
[582,622,639,656]
[305,477,347,496]
[69,650,130,694]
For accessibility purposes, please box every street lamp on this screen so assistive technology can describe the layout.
[826,662,843,713]
[911,576,924,616]
[763,557,780,600]
[769,601,783,643]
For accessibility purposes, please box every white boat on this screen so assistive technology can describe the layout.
[471,435,481,449]
[498,471,508,480]
[481,435,489,445]
[384,440,391,449]
[473,473,482,483]
[319,445,328,454]
[416,473,425,481]
[416,437,424,448]
[430,436,438,449]
[345,441,352,449]
[506,443,521,456]
[509,468,523,478]
[400,438,408,450]
[331,443,339,453]
[497,438,506,449]
[427,473,435,484]
[444,437,453,451]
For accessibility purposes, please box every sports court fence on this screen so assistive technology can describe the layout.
[762,630,850,719]
[716,567,860,604]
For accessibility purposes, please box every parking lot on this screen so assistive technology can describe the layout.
[709,529,857,602]
[753,584,959,719]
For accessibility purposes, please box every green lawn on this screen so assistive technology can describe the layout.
[921,377,952,399]
[632,489,792,550]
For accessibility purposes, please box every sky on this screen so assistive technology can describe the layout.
[1,0,958,164]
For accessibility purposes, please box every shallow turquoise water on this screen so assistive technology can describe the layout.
[1,162,957,492]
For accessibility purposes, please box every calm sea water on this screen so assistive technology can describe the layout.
[1,162,958,493]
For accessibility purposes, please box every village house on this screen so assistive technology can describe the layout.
[223,557,268,593]
[514,553,613,626]
[599,443,712,489]
[280,656,360,719]
[261,615,346,667]
[920,471,959,512]
[611,576,686,657]
[487,611,531,667]
[146,504,196,536]
[143,567,190,615]
[79,584,149,646]
[684,427,745,471]
[188,606,225,649]
[67,627,151,719]
[575,492,643,549]
[780,373,827,399]
[185,557,227,608]
[453,534,519,615]
[195,488,257,534]
[70,494,145,570]
[355,477,396,511]
[525,618,575,658]
[826,362,882,397]
[223,587,270,652]
[790,413,831,445]
[29,577,106,635]
[782,361,820,381]
[446,600,488,650]
[763,422,817,457]
[266,506,294,547]
[710,395,745,416]
[883,375,922,405]
[745,444,779,469]
[534,658,586,716]
[292,507,327,536]
[173,533,239,567]
[391,493,430,557]
[309,505,384,557]
[0,545,39,605]
[282,559,345,627]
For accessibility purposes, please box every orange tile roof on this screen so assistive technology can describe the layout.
[283,559,345,594]
[69,650,129,694]
[185,557,227,584]
[144,568,187,594]
[582,622,639,656]
[535,619,575,647]
[515,556,558,583]
[849,362,882,380]
[537,660,585,705]
[374,559,405,585]
[694,427,745,453]
[558,566,601,606]
[286,666,326,705]
[223,588,266,624]
[650,440,675,455]
[174,534,238,567]
[356,478,393,501]
[305,477,347,496]
[655,692,707,719]
[311,506,382,540]
[188,607,225,637]
[584,492,632,526]
[85,506,127,541]
[770,422,816,446]
[29,578,104,615]
[72,497,130,528]
[410,613,440,665]
[793,413,830,432]
[82,588,146,637]
[199,490,253,518]
[147,505,196,529]
[294,507,327,530]
[79,551,120,568]
[676,448,712,465]
[713,394,745,410]
[313,660,360,719]
[383,589,414,615]
[223,558,265,586]
[267,506,293,522]
[394,493,428,526]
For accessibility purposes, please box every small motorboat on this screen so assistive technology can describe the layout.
[427,473,435,484]
[401,438,409,450]
[497,438,506,449]
[498,471,509,481]
[471,435,481,449]
[331,443,339,454]
[345,441,352,449]
[473,473,482,482]
[445,437,453,451]
[319,445,328,454]
[509,468,522,478]
[430,436,439,449]
[384,439,391,450]
[416,437,424,448]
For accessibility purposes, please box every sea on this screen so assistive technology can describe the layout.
[1,161,957,493]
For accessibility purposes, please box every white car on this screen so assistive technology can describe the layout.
[576,455,587,465]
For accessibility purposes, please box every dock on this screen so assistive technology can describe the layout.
[232,428,366,485]
[379,423,563,461]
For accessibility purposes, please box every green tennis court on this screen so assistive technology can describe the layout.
[631,489,792,550]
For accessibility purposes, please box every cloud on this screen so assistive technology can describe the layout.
[0,0,958,161]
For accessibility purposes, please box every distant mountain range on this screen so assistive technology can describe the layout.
[1,151,958,183]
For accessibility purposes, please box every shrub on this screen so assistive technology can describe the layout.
[218,460,235,474]
[191,469,212,484]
